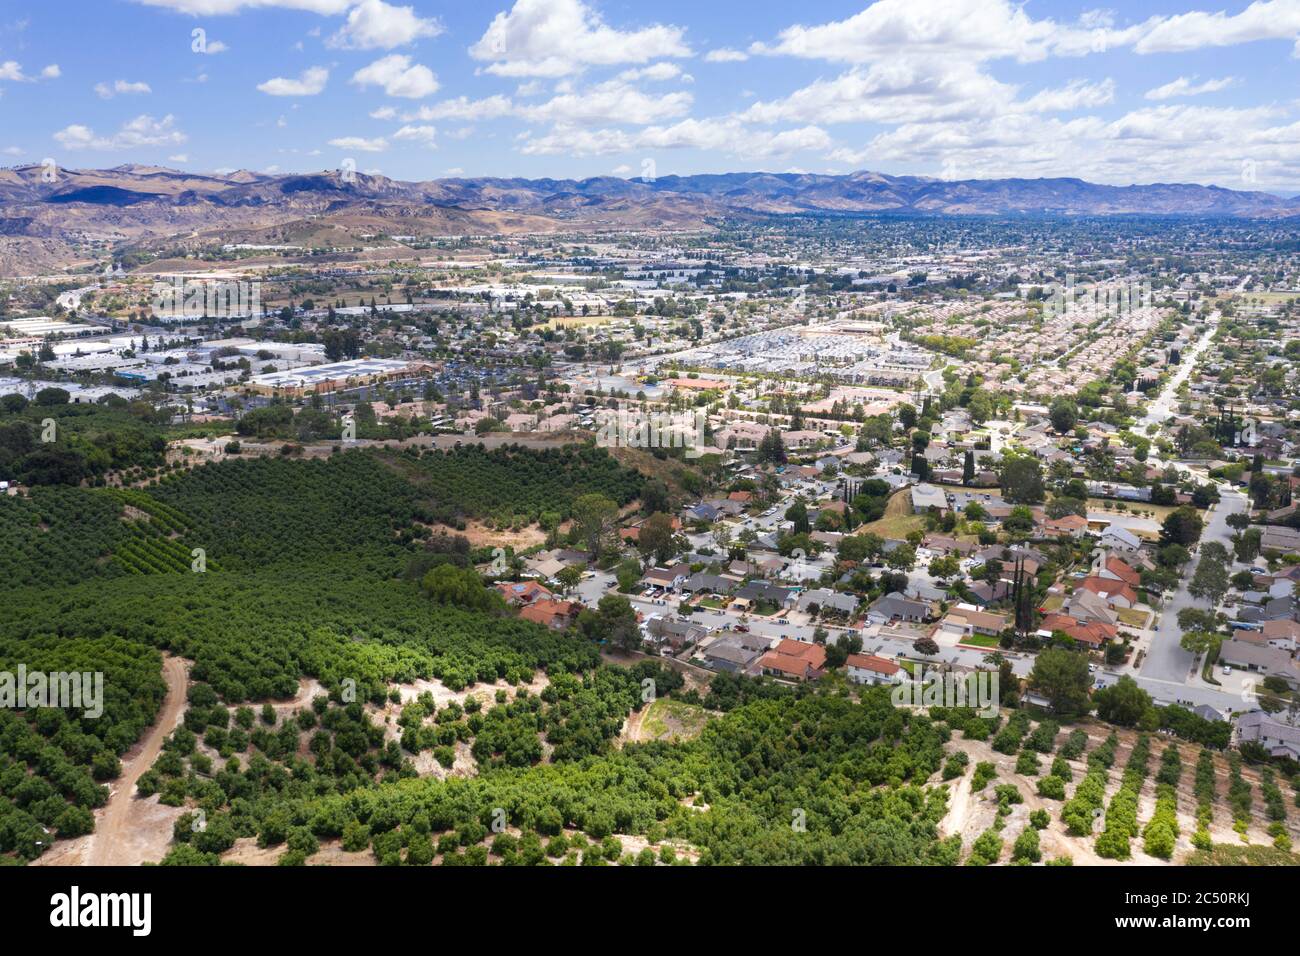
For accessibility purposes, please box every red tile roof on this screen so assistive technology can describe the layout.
[845,653,901,676]
[1041,612,1116,647]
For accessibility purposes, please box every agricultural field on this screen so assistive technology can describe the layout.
[389,444,646,527]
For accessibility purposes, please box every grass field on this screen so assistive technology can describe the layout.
[860,490,927,540]
[1117,608,1151,628]
[640,698,712,742]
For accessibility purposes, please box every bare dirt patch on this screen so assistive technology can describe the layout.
[458,520,547,550]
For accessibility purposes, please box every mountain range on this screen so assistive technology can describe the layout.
[0,164,1296,276]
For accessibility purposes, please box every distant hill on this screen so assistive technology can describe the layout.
[0,164,1295,273]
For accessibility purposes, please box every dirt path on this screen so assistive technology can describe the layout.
[36,655,190,867]
[939,762,974,839]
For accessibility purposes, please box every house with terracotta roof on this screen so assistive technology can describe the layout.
[496,580,554,606]
[1076,576,1138,609]
[1259,618,1300,651]
[759,639,827,682]
[1040,612,1116,649]
[845,653,904,686]
[519,599,582,631]
[1098,555,1141,590]
[1041,514,1089,539]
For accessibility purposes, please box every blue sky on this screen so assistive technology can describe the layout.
[1,0,1298,189]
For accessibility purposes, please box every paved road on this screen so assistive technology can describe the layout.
[1137,311,1219,430]
[1139,488,1249,683]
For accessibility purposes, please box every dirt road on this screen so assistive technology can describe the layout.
[36,654,189,867]
[88,654,189,866]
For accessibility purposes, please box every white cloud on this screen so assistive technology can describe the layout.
[132,0,352,14]
[1145,75,1237,101]
[1018,78,1115,112]
[95,79,153,99]
[830,103,1300,189]
[704,48,748,63]
[470,0,690,77]
[404,95,513,122]
[350,54,438,98]
[328,135,388,152]
[523,80,692,125]
[169,153,189,162]
[369,105,398,120]
[619,62,685,82]
[748,0,1127,64]
[751,0,1300,67]
[200,39,229,54]
[40,64,60,78]
[327,0,442,50]
[2,146,24,156]
[393,124,437,145]
[54,114,187,151]
[1133,1,1300,54]
[520,117,831,158]
[0,61,28,81]
[257,66,329,96]
[743,59,1015,126]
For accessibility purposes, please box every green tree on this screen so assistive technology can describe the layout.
[1093,676,1152,727]
[1028,647,1092,716]
[999,456,1045,504]
[637,512,678,565]
[571,493,620,556]
[1160,506,1204,547]
[1049,398,1079,434]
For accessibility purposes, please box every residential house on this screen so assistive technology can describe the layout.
[682,572,738,596]
[759,638,827,682]
[845,653,904,686]
[734,582,793,608]
[1065,589,1120,627]
[1041,514,1090,539]
[641,564,691,591]
[966,580,1012,607]
[519,599,581,631]
[867,591,932,625]
[1040,612,1116,649]
[1260,526,1300,556]
[1097,555,1141,590]
[1260,618,1300,652]
[1076,576,1138,610]
[496,580,554,606]
[1236,710,1300,760]
[702,633,769,674]
[910,483,948,514]
[1219,640,1300,689]
[795,588,859,617]
[1099,526,1143,554]
[935,606,1009,640]
[647,617,710,650]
